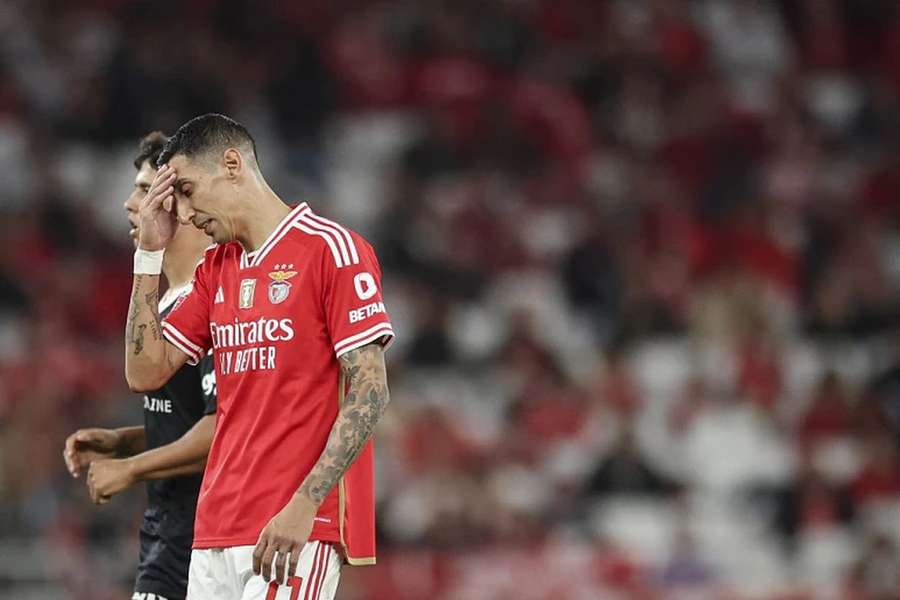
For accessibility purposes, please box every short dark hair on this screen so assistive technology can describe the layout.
[133,131,169,170]
[157,113,258,168]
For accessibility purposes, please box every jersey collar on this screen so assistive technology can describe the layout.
[240,202,311,269]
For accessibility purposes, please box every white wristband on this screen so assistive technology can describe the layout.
[134,248,165,275]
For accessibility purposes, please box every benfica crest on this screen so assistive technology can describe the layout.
[268,264,298,304]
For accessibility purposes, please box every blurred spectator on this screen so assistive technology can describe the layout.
[658,529,717,592]
[585,423,680,499]
[799,371,855,443]
[844,534,900,600]
[771,452,855,546]
[850,431,900,505]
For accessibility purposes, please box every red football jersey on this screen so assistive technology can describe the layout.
[161,202,393,564]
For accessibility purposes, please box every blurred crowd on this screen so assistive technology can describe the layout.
[4,0,900,597]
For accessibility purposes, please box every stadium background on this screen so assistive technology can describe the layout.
[3,0,900,597]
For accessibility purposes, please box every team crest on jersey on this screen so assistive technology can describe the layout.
[268,264,297,305]
[239,278,256,309]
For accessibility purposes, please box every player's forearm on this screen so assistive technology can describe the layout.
[138,459,208,480]
[112,426,147,456]
[296,344,389,506]
[124,414,214,481]
[124,274,171,391]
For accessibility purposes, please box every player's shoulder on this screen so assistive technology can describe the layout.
[290,204,375,269]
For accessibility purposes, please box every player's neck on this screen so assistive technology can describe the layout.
[236,188,292,254]
[163,243,205,289]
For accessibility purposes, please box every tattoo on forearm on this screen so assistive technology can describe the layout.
[299,344,390,505]
[126,275,160,357]
[126,285,140,350]
[145,292,160,341]
[133,324,146,355]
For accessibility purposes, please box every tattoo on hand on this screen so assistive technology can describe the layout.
[299,344,389,505]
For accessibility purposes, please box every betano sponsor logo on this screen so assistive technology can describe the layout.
[349,301,386,324]
[209,316,295,350]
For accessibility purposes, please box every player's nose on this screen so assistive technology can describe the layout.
[124,191,139,213]
[175,196,195,225]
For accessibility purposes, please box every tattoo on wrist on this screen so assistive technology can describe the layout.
[299,344,389,505]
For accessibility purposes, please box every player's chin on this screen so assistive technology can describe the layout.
[196,219,216,239]
[209,226,232,244]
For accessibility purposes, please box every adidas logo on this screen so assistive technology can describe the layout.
[214,286,224,304]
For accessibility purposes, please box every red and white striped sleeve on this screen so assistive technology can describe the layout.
[317,227,394,358]
[162,256,213,366]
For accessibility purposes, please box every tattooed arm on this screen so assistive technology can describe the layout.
[124,274,189,391]
[125,164,190,391]
[252,342,390,583]
[298,343,390,504]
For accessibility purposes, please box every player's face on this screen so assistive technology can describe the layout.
[167,154,238,244]
[124,160,157,248]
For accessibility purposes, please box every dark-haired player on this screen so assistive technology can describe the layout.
[124,113,393,600]
[63,132,216,600]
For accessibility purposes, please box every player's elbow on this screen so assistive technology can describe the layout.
[125,351,178,391]
[125,369,166,393]
[125,376,155,393]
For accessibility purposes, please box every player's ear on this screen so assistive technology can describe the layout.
[223,148,242,180]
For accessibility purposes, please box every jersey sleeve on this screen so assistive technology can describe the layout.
[162,259,213,366]
[198,351,217,415]
[321,235,395,358]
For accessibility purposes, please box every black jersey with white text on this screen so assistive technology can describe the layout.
[134,286,216,600]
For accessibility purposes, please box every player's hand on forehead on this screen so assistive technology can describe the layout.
[137,163,178,251]
[148,164,177,213]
